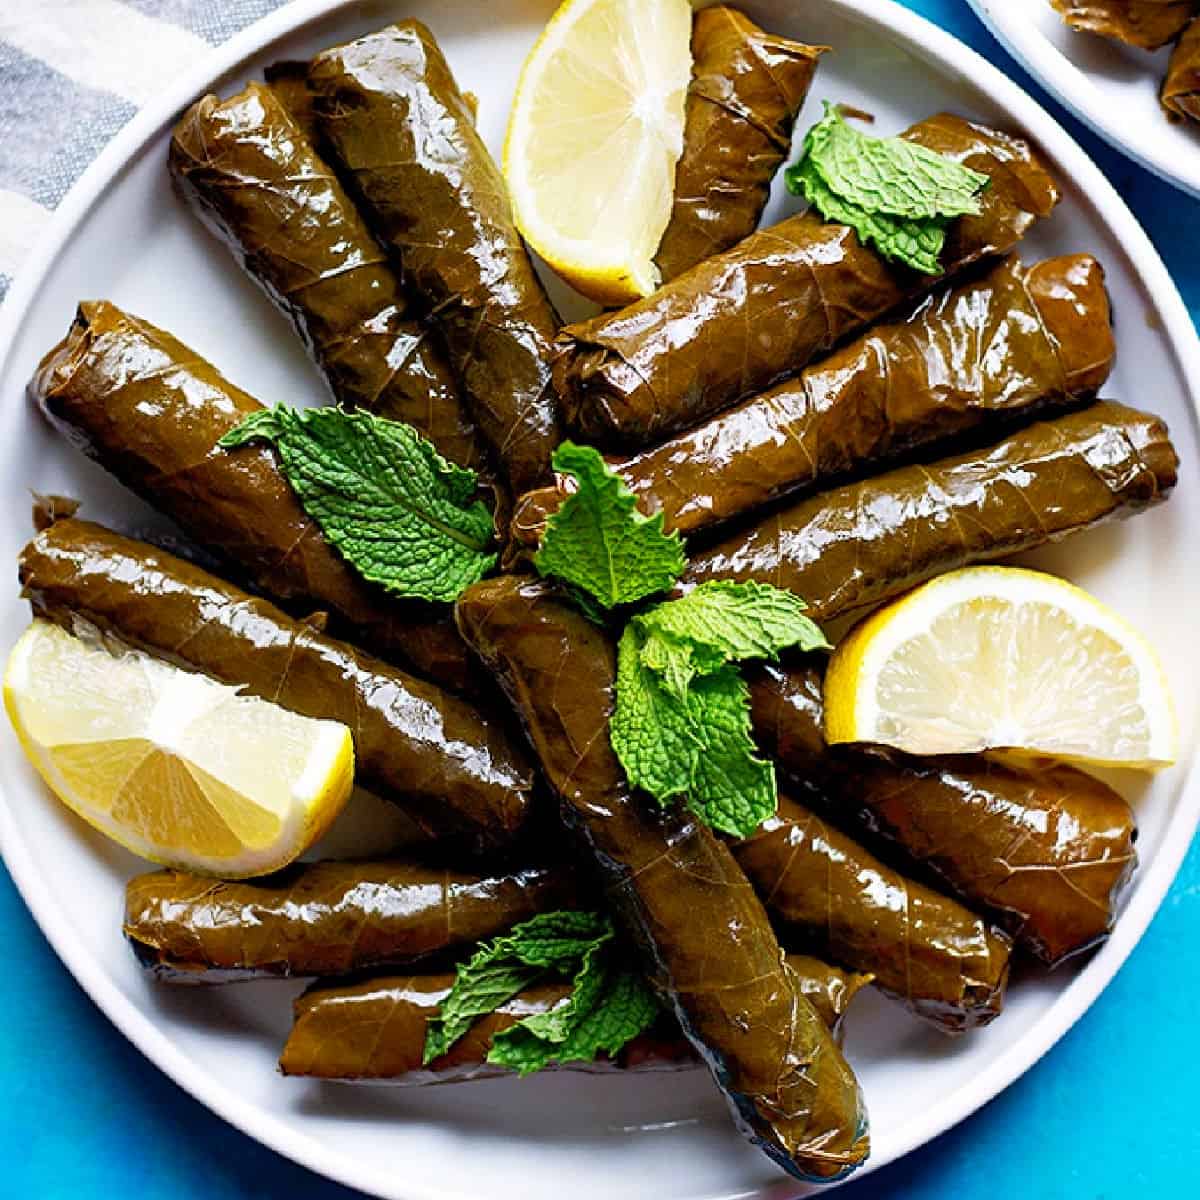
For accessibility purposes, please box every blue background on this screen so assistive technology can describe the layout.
[3,1,1198,1197]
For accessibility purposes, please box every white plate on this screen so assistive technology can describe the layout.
[968,0,1200,200]
[0,1,1197,1198]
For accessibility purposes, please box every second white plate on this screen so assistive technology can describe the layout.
[969,0,1200,199]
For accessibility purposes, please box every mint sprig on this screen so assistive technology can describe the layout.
[638,580,829,697]
[488,937,659,1075]
[790,160,949,276]
[528,449,826,839]
[534,443,685,610]
[423,911,660,1076]
[614,628,778,838]
[786,103,990,275]
[612,624,698,801]
[220,406,496,604]
[611,582,829,839]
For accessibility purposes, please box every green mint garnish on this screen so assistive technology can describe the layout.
[534,442,686,610]
[612,623,699,800]
[613,626,776,838]
[611,582,828,839]
[220,406,496,604]
[786,103,990,275]
[790,159,949,275]
[423,910,660,1076]
[526,445,826,838]
[487,937,659,1076]
[637,580,829,698]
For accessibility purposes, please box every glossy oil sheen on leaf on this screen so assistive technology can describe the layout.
[220,406,496,604]
[534,442,686,609]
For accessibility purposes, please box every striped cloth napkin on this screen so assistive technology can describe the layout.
[0,0,291,302]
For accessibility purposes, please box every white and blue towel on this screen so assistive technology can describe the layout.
[0,0,291,301]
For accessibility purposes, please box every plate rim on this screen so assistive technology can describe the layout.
[967,0,1200,201]
[1,1,1199,1197]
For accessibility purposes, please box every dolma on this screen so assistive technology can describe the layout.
[513,253,1112,544]
[279,955,871,1083]
[309,21,562,496]
[736,794,1011,1033]
[654,6,826,281]
[556,113,1060,449]
[169,82,486,474]
[684,402,1178,624]
[1163,18,1200,121]
[125,862,573,982]
[748,662,1138,966]
[1050,0,1197,49]
[31,301,480,696]
[263,61,320,139]
[456,576,868,1183]
[19,518,536,850]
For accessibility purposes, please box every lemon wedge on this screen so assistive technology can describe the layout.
[504,0,692,305]
[4,620,354,876]
[824,567,1177,770]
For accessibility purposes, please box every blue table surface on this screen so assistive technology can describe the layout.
[3,1,1199,1197]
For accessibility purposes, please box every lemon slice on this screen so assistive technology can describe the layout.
[4,620,354,876]
[824,567,1177,770]
[504,0,692,305]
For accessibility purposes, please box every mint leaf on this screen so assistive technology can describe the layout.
[611,627,780,839]
[489,950,660,1076]
[639,581,830,665]
[638,626,709,701]
[534,443,686,609]
[424,909,660,1076]
[220,405,496,604]
[791,155,949,275]
[612,625,698,800]
[506,933,614,1046]
[423,958,544,1064]
[423,910,610,1063]
[219,407,282,446]
[803,103,989,221]
[786,103,989,276]
[685,667,778,838]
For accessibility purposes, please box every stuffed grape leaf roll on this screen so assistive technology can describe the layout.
[125,862,574,982]
[30,300,481,696]
[654,6,826,281]
[736,794,1011,1033]
[456,575,868,1183]
[555,112,1059,449]
[19,518,536,850]
[1050,0,1197,49]
[279,954,871,1083]
[748,662,1138,966]
[263,60,320,139]
[169,82,485,474]
[309,20,563,496]
[685,402,1178,624]
[1163,18,1200,121]
[513,253,1113,544]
